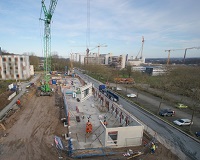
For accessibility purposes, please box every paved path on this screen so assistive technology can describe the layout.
[0,75,40,120]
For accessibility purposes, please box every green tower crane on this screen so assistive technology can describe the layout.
[37,0,58,96]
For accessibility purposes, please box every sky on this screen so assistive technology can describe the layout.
[0,0,200,59]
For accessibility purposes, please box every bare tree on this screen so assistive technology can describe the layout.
[126,65,132,78]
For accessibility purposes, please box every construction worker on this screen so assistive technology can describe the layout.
[103,120,108,127]
[151,142,156,154]
[16,99,21,108]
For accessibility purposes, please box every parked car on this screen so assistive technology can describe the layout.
[177,103,188,109]
[127,93,137,98]
[159,109,175,116]
[116,87,122,91]
[173,119,193,126]
[30,82,34,87]
[26,84,31,88]
[26,82,34,89]
[195,131,200,137]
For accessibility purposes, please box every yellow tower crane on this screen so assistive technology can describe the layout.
[165,47,200,65]
[165,48,185,65]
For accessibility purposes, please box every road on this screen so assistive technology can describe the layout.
[0,74,40,120]
[75,69,200,160]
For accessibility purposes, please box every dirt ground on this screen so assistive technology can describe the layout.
[0,84,179,160]
[0,91,14,111]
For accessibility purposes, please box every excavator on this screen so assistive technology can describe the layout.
[36,0,58,96]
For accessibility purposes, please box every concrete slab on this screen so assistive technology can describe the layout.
[62,76,144,150]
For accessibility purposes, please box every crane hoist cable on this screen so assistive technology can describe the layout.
[86,0,91,64]
[86,0,90,48]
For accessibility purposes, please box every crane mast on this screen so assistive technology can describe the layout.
[41,0,58,82]
[38,0,58,95]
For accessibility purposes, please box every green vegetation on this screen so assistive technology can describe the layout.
[76,63,200,111]
[0,80,16,94]
[81,64,199,99]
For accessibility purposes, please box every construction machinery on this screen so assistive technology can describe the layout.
[114,78,134,84]
[165,47,200,65]
[37,0,58,96]
[85,44,107,64]
[165,49,180,65]
[135,36,144,60]
[183,47,200,63]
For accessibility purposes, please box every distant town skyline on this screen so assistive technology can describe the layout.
[0,0,200,58]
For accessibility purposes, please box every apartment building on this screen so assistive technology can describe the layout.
[0,55,31,80]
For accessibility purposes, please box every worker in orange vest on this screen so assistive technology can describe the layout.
[103,120,108,127]
[16,99,21,107]
[86,115,92,133]
[86,121,92,133]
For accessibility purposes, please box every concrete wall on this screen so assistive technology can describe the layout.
[80,83,93,102]
[105,125,143,147]
[95,88,144,148]
[8,92,16,100]
[98,120,143,148]
[98,122,106,147]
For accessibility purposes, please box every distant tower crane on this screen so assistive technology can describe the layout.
[85,44,107,64]
[136,36,144,60]
[183,47,200,63]
[37,0,58,96]
[165,47,200,65]
[165,49,174,65]
[97,44,107,57]
[165,48,182,65]
[97,44,107,64]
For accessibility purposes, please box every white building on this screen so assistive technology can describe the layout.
[132,66,146,72]
[126,57,146,66]
[30,65,34,76]
[0,55,31,80]
[120,54,126,69]
[104,53,112,65]
[110,54,126,69]
[70,53,80,62]
[79,55,85,64]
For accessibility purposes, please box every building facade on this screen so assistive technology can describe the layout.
[0,55,31,80]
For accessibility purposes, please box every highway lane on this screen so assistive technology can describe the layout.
[119,96,200,160]
[75,69,200,160]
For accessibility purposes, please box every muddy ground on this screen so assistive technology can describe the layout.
[0,84,179,160]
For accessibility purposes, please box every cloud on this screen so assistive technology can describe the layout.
[0,0,200,58]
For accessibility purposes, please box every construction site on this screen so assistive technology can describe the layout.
[1,0,200,160]
[0,71,180,160]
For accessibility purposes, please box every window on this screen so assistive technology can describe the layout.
[108,131,118,144]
